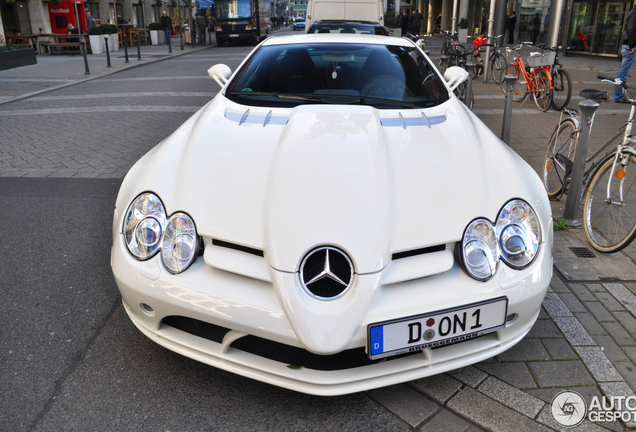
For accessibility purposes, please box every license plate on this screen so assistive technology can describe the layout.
[367,297,508,360]
[229,34,239,38]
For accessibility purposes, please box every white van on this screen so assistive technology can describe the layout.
[306,0,384,31]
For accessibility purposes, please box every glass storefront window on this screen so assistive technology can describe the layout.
[516,0,550,45]
[568,1,628,55]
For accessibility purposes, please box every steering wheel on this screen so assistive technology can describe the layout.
[360,75,411,99]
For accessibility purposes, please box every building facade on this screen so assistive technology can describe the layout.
[400,0,634,56]
[291,0,306,18]
[1,0,633,56]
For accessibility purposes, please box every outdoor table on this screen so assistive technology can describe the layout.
[5,34,41,51]
[118,24,137,47]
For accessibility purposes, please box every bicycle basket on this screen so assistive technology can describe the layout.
[519,44,555,67]
[526,52,556,67]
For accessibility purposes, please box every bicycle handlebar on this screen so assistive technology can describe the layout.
[598,74,626,88]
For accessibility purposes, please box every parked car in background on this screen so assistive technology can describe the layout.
[307,19,389,35]
[111,33,553,396]
[293,17,306,31]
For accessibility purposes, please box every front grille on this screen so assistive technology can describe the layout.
[230,335,417,371]
[163,316,230,343]
[162,316,418,371]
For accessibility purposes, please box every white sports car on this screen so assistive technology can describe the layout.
[111,34,553,396]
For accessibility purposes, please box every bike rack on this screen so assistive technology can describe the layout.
[562,100,600,226]
[501,74,516,145]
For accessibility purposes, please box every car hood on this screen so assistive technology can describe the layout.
[119,97,549,275]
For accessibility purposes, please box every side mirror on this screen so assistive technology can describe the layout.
[443,66,468,91]
[208,64,232,88]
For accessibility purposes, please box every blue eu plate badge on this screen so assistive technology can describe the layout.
[370,327,384,356]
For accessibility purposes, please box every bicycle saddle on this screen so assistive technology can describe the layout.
[580,89,608,103]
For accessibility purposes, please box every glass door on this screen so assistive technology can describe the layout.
[568,1,598,53]
[569,1,631,55]
[593,2,627,54]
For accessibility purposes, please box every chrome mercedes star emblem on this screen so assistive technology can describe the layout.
[305,249,348,287]
[300,246,354,300]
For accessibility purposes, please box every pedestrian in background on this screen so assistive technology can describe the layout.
[161,11,171,45]
[508,11,516,44]
[400,11,409,36]
[409,9,423,37]
[86,12,97,30]
[196,13,207,45]
[435,13,441,34]
[615,4,636,102]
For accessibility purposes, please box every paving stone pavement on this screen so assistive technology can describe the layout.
[2,33,636,431]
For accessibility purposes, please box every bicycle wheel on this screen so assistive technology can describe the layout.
[490,52,506,84]
[583,151,636,253]
[542,118,577,197]
[551,68,572,111]
[500,65,527,101]
[533,68,552,112]
[455,81,474,110]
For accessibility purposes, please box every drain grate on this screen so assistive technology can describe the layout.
[569,247,596,258]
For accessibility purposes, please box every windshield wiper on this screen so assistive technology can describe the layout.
[229,91,415,108]
[358,96,415,108]
[229,91,327,102]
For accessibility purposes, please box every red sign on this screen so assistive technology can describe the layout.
[48,0,87,34]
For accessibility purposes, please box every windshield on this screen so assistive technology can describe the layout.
[216,0,252,19]
[226,43,449,109]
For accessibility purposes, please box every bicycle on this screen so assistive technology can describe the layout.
[439,31,466,73]
[542,75,636,253]
[465,34,507,83]
[538,44,572,110]
[499,43,552,112]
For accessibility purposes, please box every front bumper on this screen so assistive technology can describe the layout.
[112,221,552,396]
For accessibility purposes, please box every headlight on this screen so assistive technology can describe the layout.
[459,199,541,281]
[496,200,541,269]
[461,219,498,281]
[123,193,167,260]
[161,213,199,274]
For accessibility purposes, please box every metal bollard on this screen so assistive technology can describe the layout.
[168,32,172,53]
[501,74,516,145]
[137,33,141,60]
[123,34,129,63]
[465,62,475,108]
[562,100,600,226]
[104,35,112,68]
[80,40,90,74]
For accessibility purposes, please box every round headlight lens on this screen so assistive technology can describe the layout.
[123,193,167,260]
[161,213,199,274]
[496,200,541,268]
[462,219,498,281]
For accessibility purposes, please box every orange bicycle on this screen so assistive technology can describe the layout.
[499,43,553,112]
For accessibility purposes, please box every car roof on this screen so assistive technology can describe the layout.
[312,20,381,25]
[262,34,413,47]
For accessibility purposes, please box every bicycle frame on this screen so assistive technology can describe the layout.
[509,55,552,96]
[553,102,636,194]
